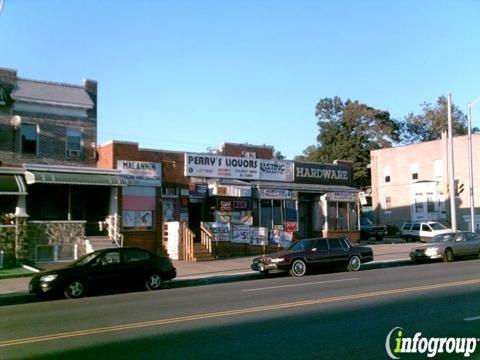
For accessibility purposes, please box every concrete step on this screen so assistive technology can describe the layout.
[87,236,118,251]
[193,243,215,261]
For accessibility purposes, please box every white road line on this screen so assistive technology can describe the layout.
[464,316,480,322]
[242,278,360,292]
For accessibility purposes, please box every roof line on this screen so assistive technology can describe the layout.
[17,77,86,89]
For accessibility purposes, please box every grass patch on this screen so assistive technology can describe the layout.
[0,267,34,279]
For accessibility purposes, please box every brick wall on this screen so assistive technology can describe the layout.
[219,143,274,159]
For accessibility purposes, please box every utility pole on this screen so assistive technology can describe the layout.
[447,94,457,231]
[467,97,480,231]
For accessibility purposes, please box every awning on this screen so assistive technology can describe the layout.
[0,174,27,195]
[25,171,128,186]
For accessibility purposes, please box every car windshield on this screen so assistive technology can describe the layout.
[430,223,447,230]
[289,239,316,252]
[430,234,454,243]
[71,252,99,266]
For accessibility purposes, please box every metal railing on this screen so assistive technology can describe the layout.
[101,214,124,248]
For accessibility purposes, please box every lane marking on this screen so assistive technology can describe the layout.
[241,278,360,292]
[464,316,480,322]
[1,277,480,348]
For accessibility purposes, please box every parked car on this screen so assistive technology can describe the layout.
[401,221,452,242]
[251,237,373,277]
[29,247,176,299]
[360,218,387,241]
[409,232,480,262]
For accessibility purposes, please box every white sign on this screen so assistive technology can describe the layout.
[258,188,294,199]
[185,153,260,179]
[232,225,251,244]
[206,222,231,242]
[166,222,180,260]
[250,227,268,246]
[259,160,294,181]
[209,184,252,197]
[117,160,162,186]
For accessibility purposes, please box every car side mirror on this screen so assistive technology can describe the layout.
[311,248,317,252]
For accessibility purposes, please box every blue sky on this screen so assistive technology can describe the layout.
[1,0,479,158]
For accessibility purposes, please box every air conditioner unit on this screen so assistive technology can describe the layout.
[67,149,81,158]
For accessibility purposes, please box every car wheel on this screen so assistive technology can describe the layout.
[146,273,163,291]
[347,255,362,271]
[289,259,307,277]
[64,280,86,299]
[443,248,454,263]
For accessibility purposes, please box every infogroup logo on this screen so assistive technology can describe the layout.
[385,327,479,358]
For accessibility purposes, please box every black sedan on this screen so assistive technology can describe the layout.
[29,247,176,299]
[251,237,373,276]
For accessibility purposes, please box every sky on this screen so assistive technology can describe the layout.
[1,0,480,159]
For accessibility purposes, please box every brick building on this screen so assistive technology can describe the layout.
[370,133,480,230]
[0,68,125,265]
[0,67,97,166]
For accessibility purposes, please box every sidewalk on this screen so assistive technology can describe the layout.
[0,242,415,298]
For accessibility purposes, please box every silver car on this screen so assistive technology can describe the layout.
[410,232,480,262]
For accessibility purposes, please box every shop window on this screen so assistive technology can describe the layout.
[414,198,423,214]
[427,195,435,213]
[163,187,177,196]
[66,128,82,158]
[123,186,156,231]
[0,196,16,224]
[337,203,348,230]
[21,123,38,155]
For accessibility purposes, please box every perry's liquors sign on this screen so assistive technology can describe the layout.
[294,162,352,186]
[185,153,293,181]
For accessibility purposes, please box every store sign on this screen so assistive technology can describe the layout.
[294,162,352,186]
[259,160,294,181]
[217,200,249,211]
[258,188,294,200]
[324,191,356,202]
[185,153,260,179]
[117,160,162,186]
[209,184,252,197]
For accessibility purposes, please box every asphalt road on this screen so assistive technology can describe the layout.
[1,260,480,360]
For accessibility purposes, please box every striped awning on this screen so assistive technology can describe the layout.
[0,174,27,195]
[25,171,128,186]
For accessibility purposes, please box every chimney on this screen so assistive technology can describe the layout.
[83,79,97,119]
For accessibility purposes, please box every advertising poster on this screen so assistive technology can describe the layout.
[232,225,251,244]
[270,229,293,248]
[207,222,231,242]
[250,227,268,246]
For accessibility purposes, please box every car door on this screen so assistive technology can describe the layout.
[464,232,480,255]
[307,239,329,268]
[87,250,124,292]
[453,233,468,256]
[327,238,349,265]
[122,248,152,288]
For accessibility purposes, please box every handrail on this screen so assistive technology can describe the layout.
[102,214,123,248]
[200,222,213,254]
[181,222,195,261]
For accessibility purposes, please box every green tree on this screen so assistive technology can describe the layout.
[303,96,401,188]
[401,95,468,144]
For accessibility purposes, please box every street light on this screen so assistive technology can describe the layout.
[467,97,480,232]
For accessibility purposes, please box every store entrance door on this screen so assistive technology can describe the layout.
[298,196,312,239]
[188,200,204,242]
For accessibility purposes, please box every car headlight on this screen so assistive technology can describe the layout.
[425,247,439,257]
[40,274,58,282]
[270,258,284,264]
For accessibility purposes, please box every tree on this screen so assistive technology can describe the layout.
[302,97,401,188]
[273,150,286,160]
[401,95,468,144]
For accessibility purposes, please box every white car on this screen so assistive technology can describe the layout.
[401,221,452,242]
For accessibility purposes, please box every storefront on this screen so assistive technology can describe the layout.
[116,160,163,252]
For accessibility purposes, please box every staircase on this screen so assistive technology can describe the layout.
[193,243,215,262]
[86,236,117,252]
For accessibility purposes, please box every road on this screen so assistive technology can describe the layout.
[1,260,480,359]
